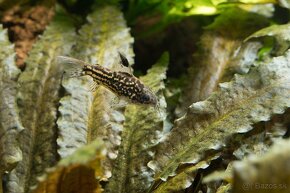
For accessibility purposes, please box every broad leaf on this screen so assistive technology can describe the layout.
[245,23,290,55]
[32,140,106,193]
[152,155,220,193]
[233,138,290,193]
[178,8,267,115]
[0,25,23,181]
[57,6,134,179]
[106,53,169,193]
[128,0,274,35]
[233,114,289,160]
[6,11,76,193]
[202,112,289,193]
[150,49,290,182]
[162,0,276,17]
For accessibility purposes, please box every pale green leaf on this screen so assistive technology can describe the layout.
[166,0,276,17]
[0,25,23,173]
[202,112,289,192]
[106,53,169,193]
[278,0,290,9]
[232,138,290,193]
[202,163,233,193]
[212,0,276,4]
[6,11,76,193]
[217,184,231,193]
[203,164,233,184]
[245,23,290,55]
[233,115,289,160]
[56,6,134,179]
[150,49,290,181]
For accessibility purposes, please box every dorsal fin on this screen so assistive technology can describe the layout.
[115,52,134,74]
[118,52,130,67]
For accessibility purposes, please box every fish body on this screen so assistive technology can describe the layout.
[57,55,157,106]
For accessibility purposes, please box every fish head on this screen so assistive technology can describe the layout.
[137,87,158,106]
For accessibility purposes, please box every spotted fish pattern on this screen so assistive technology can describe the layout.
[57,54,157,106]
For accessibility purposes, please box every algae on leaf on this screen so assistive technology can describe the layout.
[232,115,289,160]
[200,112,289,193]
[6,11,76,193]
[57,6,134,179]
[152,155,220,193]
[233,138,290,193]
[177,8,267,115]
[0,25,23,174]
[106,53,168,193]
[31,140,106,193]
[150,49,290,182]
[245,23,290,55]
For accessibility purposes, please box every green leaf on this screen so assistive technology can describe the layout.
[152,155,220,193]
[149,49,290,182]
[56,6,134,179]
[127,0,275,35]
[6,11,76,193]
[0,25,23,173]
[31,140,106,193]
[216,184,231,193]
[232,138,290,193]
[245,23,290,55]
[106,53,169,193]
[202,112,289,193]
[178,8,268,115]
[213,0,276,3]
[233,115,289,160]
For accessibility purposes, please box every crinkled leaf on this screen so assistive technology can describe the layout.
[177,8,267,115]
[150,49,290,181]
[233,138,290,193]
[0,25,23,173]
[57,6,134,179]
[32,140,106,193]
[245,23,290,55]
[233,113,289,160]
[152,155,220,193]
[6,11,76,193]
[106,53,168,193]
[202,112,289,192]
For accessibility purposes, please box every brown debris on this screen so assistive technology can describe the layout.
[1,5,54,68]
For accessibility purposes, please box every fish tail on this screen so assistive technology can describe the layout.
[56,56,87,78]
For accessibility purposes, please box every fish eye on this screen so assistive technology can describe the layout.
[141,94,150,102]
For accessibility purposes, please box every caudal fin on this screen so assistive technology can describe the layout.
[56,56,89,77]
